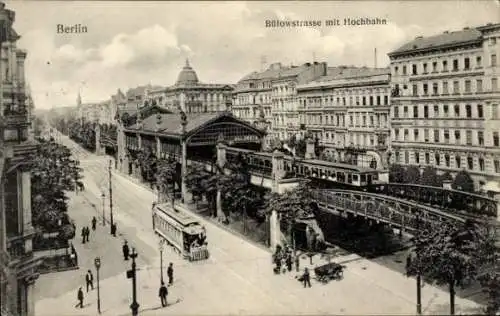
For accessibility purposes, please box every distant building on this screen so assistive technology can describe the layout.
[1,2,43,315]
[297,66,391,169]
[234,62,327,141]
[389,22,500,189]
[144,59,233,114]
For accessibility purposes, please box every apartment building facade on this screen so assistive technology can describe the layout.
[389,23,500,188]
[297,67,391,169]
[1,2,43,315]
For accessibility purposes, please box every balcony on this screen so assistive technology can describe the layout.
[1,107,30,128]
[6,236,32,262]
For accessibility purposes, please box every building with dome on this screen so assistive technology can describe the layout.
[145,59,234,114]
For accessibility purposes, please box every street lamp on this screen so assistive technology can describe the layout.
[128,248,140,316]
[158,240,165,284]
[101,192,106,226]
[94,257,101,314]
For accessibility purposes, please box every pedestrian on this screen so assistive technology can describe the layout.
[303,267,311,288]
[122,240,130,261]
[81,227,86,244]
[158,281,168,307]
[91,217,97,231]
[84,226,90,242]
[85,270,94,292]
[406,253,412,277]
[295,255,300,272]
[286,253,293,272]
[75,287,84,308]
[167,263,173,285]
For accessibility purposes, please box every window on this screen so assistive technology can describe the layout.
[466,104,472,118]
[434,129,440,143]
[465,80,471,93]
[376,96,380,106]
[394,106,399,118]
[479,157,485,171]
[433,83,438,95]
[435,153,441,166]
[476,56,482,68]
[424,129,429,142]
[493,104,498,119]
[443,81,449,94]
[434,105,439,117]
[445,154,450,167]
[456,155,461,169]
[492,54,497,67]
[494,132,499,146]
[453,59,459,71]
[495,160,500,173]
[464,57,470,70]
[425,152,430,164]
[478,131,484,146]
[414,129,419,141]
[394,66,399,75]
[492,78,498,91]
[395,129,400,140]
[384,95,388,105]
[412,64,417,75]
[444,105,449,117]
[477,79,483,93]
[412,84,418,96]
[432,62,437,72]
[478,104,483,118]
[402,65,407,75]
[453,81,459,94]
[444,130,450,143]
[443,60,448,71]
[423,63,428,73]
[404,129,409,141]
[491,38,497,46]
[454,104,460,117]
[415,152,420,164]
[413,105,418,118]
[467,157,474,170]
[369,96,373,106]
[423,83,428,95]
[362,96,366,106]
[424,106,428,118]
[455,130,461,143]
[466,130,472,145]
[405,151,409,164]
[404,106,408,118]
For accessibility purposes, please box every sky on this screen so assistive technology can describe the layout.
[4,0,499,109]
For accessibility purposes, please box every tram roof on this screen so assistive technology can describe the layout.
[156,203,200,226]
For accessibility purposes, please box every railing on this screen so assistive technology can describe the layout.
[6,237,30,261]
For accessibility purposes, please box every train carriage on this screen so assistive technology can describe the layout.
[153,203,209,261]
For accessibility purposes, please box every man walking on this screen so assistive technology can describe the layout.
[167,263,174,285]
[81,227,86,244]
[91,217,97,231]
[84,226,90,243]
[122,240,130,261]
[75,287,84,308]
[158,282,168,307]
[302,268,312,288]
[85,270,94,292]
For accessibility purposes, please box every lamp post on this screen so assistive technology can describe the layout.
[158,240,165,284]
[101,192,106,226]
[128,248,139,316]
[108,160,115,235]
[415,215,422,315]
[94,257,101,314]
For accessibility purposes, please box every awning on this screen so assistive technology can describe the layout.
[482,181,500,193]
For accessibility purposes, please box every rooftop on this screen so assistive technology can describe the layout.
[388,24,497,56]
[238,62,325,82]
[176,59,199,86]
[128,112,225,135]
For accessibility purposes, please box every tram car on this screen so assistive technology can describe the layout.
[152,203,209,261]
[287,158,386,189]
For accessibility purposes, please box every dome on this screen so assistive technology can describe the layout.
[175,59,199,86]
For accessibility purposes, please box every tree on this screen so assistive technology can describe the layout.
[452,170,475,193]
[407,220,488,315]
[403,165,421,184]
[155,158,177,203]
[31,138,82,236]
[389,164,405,183]
[419,166,443,187]
[263,180,316,248]
[295,138,307,158]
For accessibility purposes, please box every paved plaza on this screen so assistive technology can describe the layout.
[34,133,484,315]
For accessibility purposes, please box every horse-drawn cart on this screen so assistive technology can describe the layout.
[314,262,344,283]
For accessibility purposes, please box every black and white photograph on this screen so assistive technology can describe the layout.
[1,0,499,315]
